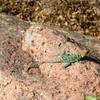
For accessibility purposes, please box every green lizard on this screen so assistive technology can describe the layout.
[42,50,88,68]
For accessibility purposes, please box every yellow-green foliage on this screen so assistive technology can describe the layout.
[0,5,3,13]
[85,95,97,100]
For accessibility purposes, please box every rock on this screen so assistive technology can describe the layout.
[22,23,100,99]
[0,13,100,100]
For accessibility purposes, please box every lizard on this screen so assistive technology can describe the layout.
[40,50,88,68]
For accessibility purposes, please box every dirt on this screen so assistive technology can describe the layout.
[0,21,100,100]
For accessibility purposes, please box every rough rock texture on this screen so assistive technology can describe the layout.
[0,13,100,100]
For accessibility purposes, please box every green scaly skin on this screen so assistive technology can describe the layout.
[43,50,88,68]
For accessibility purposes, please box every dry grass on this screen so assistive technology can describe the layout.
[0,0,100,37]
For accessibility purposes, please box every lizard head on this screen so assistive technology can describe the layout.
[80,50,88,57]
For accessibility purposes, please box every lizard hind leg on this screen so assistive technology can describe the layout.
[47,52,65,57]
[47,54,60,57]
[47,51,68,57]
[64,63,70,68]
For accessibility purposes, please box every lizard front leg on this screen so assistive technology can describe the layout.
[64,62,71,68]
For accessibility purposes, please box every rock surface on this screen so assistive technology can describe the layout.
[0,13,100,100]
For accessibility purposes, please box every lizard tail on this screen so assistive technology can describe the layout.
[43,60,63,63]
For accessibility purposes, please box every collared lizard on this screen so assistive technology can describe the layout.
[41,50,88,68]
